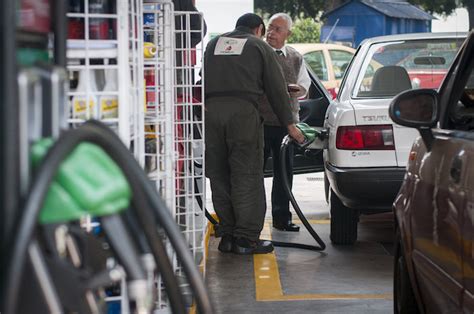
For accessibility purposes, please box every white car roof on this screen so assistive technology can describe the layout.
[288,43,356,55]
[359,32,467,47]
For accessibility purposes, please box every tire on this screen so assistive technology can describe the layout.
[394,233,419,314]
[329,189,359,245]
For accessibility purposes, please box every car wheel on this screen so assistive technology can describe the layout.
[329,189,359,245]
[394,233,419,314]
[324,172,329,204]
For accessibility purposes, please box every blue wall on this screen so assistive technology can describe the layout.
[322,0,431,47]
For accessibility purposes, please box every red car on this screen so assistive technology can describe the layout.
[397,49,461,89]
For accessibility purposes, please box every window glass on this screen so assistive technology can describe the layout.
[451,66,474,130]
[355,38,464,98]
[329,50,354,79]
[460,67,474,108]
[303,51,328,81]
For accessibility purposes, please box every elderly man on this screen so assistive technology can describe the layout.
[204,13,304,254]
[260,13,311,232]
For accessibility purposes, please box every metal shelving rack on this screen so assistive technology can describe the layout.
[142,1,177,308]
[64,0,206,310]
[142,0,206,309]
[65,0,145,311]
[173,8,206,271]
[143,0,175,218]
[66,0,144,162]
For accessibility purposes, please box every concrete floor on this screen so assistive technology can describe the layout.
[205,173,395,313]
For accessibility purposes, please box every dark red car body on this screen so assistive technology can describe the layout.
[392,31,474,314]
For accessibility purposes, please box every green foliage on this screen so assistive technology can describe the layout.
[408,0,457,16]
[287,18,321,43]
[406,0,472,30]
[254,0,325,20]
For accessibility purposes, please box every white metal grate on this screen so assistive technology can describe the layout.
[142,1,176,308]
[143,0,176,217]
[65,0,206,310]
[142,1,206,309]
[172,8,206,308]
[66,0,144,161]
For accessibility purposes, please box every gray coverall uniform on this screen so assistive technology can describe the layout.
[204,26,293,241]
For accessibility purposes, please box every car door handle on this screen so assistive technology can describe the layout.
[450,154,463,184]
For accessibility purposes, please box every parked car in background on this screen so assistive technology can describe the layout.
[391,31,474,314]
[323,32,465,245]
[396,49,459,89]
[289,43,355,98]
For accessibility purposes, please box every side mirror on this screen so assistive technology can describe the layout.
[389,89,440,150]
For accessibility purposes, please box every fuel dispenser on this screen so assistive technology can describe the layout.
[0,1,212,313]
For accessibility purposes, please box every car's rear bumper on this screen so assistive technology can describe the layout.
[325,162,405,212]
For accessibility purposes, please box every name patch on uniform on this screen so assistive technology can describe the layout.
[214,37,247,55]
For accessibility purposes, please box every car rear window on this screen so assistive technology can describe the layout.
[355,38,464,98]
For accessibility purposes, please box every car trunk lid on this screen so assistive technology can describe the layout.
[351,98,418,167]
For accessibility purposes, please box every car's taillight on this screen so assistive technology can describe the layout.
[336,125,395,150]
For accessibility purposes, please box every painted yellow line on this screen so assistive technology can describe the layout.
[188,302,197,314]
[254,223,393,302]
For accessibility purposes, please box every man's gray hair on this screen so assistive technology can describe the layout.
[269,13,293,30]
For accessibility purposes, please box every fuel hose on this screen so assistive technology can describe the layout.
[196,125,326,251]
[272,135,326,251]
[3,120,213,314]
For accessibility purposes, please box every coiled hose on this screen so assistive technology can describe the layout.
[197,134,326,251]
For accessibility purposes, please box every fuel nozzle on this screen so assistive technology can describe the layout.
[295,122,320,148]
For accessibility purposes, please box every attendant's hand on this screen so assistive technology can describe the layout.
[287,124,305,144]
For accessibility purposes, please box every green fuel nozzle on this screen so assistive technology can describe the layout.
[295,122,320,148]
[31,138,132,224]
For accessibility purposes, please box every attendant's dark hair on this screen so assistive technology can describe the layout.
[236,13,266,36]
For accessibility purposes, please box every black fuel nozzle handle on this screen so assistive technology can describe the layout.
[318,128,329,140]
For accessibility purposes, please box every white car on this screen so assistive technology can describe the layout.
[270,33,465,245]
[320,33,465,244]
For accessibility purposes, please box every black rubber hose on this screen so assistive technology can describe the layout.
[4,124,184,314]
[276,135,326,251]
[196,136,325,251]
[122,210,154,256]
[4,121,212,314]
[124,187,187,314]
[193,176,219,225]
[190,113,324,251]
[101,213,187,314]
[82,120,213,313]
[100,215,147,281]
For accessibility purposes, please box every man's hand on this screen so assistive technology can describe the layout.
[287,124,305,144]
[287,84,306,98]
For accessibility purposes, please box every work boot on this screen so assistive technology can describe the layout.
[217,234,234,253]
[232,238,274,255]
[273,220,300,232]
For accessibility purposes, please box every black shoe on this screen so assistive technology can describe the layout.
[273,220,300,232]
[218,234,234,253]
[232,238,274,255]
